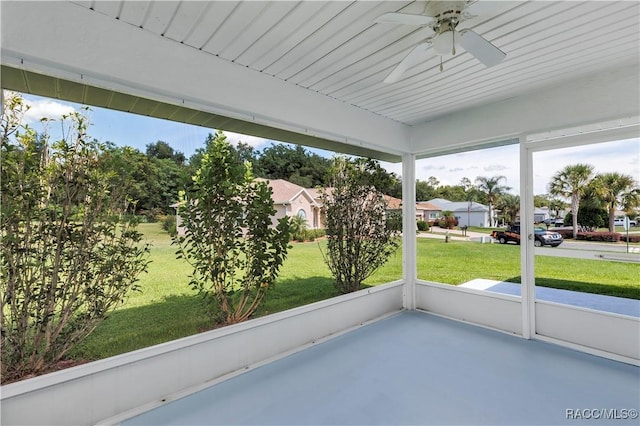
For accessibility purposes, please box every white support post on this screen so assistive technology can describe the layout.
[519,137,535,339]
[402,153,417,310]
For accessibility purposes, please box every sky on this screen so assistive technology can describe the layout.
[19,93,640,196]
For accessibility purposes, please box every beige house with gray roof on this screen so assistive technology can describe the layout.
[259,179,323,229]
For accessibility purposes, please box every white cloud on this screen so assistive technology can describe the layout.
[484,164,508,172]
[223,131,271,148]
[23,98,76,124]
[422,164,446,171]
[387,138,640,196]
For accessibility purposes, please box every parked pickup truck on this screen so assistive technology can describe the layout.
[491,225,563,247]
[614,217,637,227]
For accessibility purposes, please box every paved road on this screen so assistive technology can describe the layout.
[418,228,640,262]
[556,239,640,254]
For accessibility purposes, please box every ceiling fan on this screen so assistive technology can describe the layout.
[376,1,507,83]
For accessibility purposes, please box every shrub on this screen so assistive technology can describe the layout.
[577,205,607,230]
[160,215,177,236]
[417,220,429,231]
[576,232,621,243]
[290,214,307,242]
[386,211,403,233]
[304,228,326,241]
[1,93,150,382]
[141,208,163,223]
[174,131,291,325]
[621,234,640,243]
[321,157,399,294]
[438,216,459,229]
[554,228,575,239]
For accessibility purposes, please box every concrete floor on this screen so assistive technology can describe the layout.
[460,279,640,317]
[122,311,639,425]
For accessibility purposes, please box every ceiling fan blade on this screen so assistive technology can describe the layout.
[384,43,431,83]
[459,30,506,67]
[374,12,435,26]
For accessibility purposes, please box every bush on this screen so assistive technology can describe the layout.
[386,211,403,233]
[438,216,459,229]
[290,215,307,242]
[160,215,177,236]
[621,234,640,243]
[174,131,291,325]
[321,157,399,294]
[1,94,150,382]
[417,220,429,231]
[141,208,164,223]
[304,228,326,241]
[576,232,621,243]
[554,228,575,239]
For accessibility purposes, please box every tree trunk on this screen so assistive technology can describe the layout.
[608,206,616,232]
[571,195,580,239]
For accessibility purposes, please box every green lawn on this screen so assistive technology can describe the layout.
[71,223,639,361]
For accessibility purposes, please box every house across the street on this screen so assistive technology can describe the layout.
[258,179,323,229]
[415,202,442,222]
[173,179,406,235]
[427,198,492,228]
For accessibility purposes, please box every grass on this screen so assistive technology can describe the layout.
[416,239,639,298]
[71,223,639,362]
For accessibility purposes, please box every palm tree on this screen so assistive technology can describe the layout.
[496,194,520,225]
[290,214,307,241]
[548,163,595,238]
[475,175,510,227]
[548,198,566,220]
[591,172,640,231]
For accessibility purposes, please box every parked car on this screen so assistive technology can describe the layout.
[543,218,565,227]
[614,217,637,227]
[491,225,563,247]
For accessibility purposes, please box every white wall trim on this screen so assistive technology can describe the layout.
[415,281,522,335]
[410,65,640,155]
[520,136,535,339]
[402,153,417,310]
[535,300,640,365]
[1,282,404,425]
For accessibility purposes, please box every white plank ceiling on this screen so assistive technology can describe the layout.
[72,0,640,126]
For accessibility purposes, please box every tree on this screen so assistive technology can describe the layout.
[533,194,551,208]
[438,184,469,202]
[548,164,595,238]
[257,144,330,187]
[438,210,459,229]
[235,141,260,166]
[321,157,399,294]
[174,131,291,325]
[1,92,149,382]
[548,198,566,218]
[577,205,608,231]
[475,175,511,227]
[496,194,520,225]
[146,140,186,165]
[415,179,437,201]
[416,177,444,201]
[101,145,156,212]
[290,213,308,241]
[591,172,639,232]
